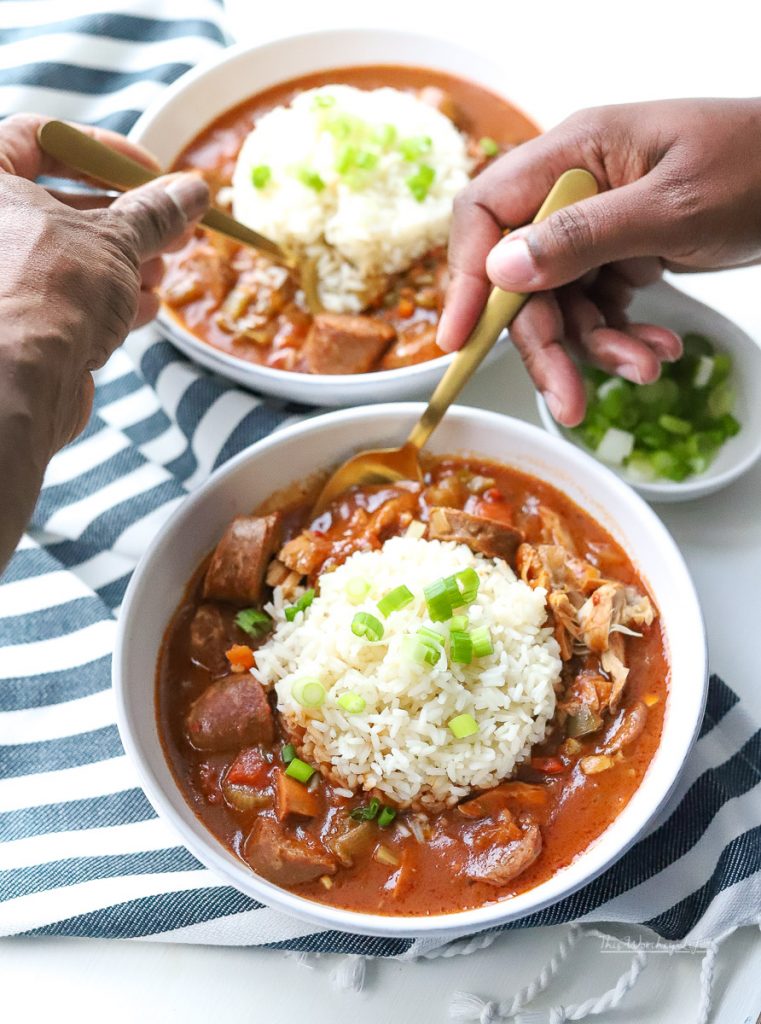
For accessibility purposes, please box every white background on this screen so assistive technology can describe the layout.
[2,1,761,1021]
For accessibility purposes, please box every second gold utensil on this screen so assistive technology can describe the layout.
[311,168,599,513]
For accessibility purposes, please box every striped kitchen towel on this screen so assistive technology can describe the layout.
[0,0,760,982]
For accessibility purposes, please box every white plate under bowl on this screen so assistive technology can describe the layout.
[129,29,539,406]
[114,403,706,940]
[537,280,761,502]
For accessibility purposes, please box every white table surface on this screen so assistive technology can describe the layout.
[2,2,761,1021]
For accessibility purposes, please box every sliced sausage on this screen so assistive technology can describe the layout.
[465,818,542,886]
[428,507,524,563]
[302,313,395,374]
[243,816,337,886]
[189,603,245,677]
[203,513,282,606]
[185,675,274,751]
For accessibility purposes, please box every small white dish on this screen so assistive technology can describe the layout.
[129,29,538,406]
[114,403,706,940]
[537,280,761,502]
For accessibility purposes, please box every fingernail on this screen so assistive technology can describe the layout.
[543,390,565,422]
[436,309,457,353]
[165,174,209,221]
[487,236,537,288]
[618,363,645,384]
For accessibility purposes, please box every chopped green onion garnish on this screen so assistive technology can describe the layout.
[292,677,326,709]
[312,93,336,109]
[471,625,493,658]
[374,123,397,148]
[448,713,479,739]
[346,577,371,605]
[377,806,396,828]
[251,165,271,189]
[401,634,441,666]
[399,135,433,160]
[707,382,734,419]
[417,625,445,647]
[450,629,473,665]
[596,427,635,465]
[282,743,296,764]
[479,136,499,156]
[234,607,271,637]
[284,588,315,622]
[337,691,366,714]
[351,611,384,642]
[377,584,414,617]
[406,163,435,202]
[447,615,468,631]
[350,797,380,821]
[424,576,457,622]
[297,167,325,192]
[452,568,480,605]
[285,758,315,783]
[659,414,692,436]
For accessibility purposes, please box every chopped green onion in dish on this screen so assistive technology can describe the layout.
[448,713,479,739]
[312,93,336,109]
[470,625,493,658]
[292,677,326,709]
[337,691,366,714]
[351,611,384,642]
[350,796,380,821]
[284,588,315,622]
[234,607,271,637]
[345,577,371,605]
[377,806,397,828]
[251,164,271,189]
[401,634,441,666]
[570,333,740,482]
[296,166,325,192]
[398,135,433,160]
[406,163,436,202]
[417,625,445,647]
[453,567,480,604]
[450,629,473,665]
[281,743,296,764]
[424,569,480,621]
[285,757,315,783]
[374,123,397,148]
[479,136,499,156]
[377,584,414,617]
[447,615,468,632]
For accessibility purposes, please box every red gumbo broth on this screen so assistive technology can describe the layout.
[156,457,668,916]
[160,66,539,374]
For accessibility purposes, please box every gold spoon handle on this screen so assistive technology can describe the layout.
[36,120,291,266]
[406,168,599,451]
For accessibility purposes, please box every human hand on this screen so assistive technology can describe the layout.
[437,98,761,425]
[0,113,209,570]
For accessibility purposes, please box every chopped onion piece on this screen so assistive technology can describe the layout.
[596,427,635,465]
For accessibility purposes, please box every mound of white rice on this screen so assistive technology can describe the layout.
[253,536,561,810]
[230,84,471,312]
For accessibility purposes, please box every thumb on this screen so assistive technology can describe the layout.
[108,172,209,260]
[485,176,660,292]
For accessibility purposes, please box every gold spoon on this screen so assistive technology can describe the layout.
[36,120,322,313]
[312,168,599,514]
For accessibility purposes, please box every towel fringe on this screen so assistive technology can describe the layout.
[450,927,647,1022]
[330,955,367,992]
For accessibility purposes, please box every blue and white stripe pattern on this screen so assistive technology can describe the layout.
[0,1,759,953]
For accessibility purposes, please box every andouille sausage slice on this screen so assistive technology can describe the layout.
[185,675,274,751]
[243,816,337,886]
[428,507,523,563]
[302,313,395,374]
[203,513,282,606]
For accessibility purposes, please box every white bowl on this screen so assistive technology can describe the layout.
[114,403,707,940]
[129,29,539,406]
[537,281,761,502]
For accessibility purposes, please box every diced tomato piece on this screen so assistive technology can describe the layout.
[226,643,254,671]
[530,756,566,774]
[226,746,271,788]
[471,494,515,526]
[397,297,415,318]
